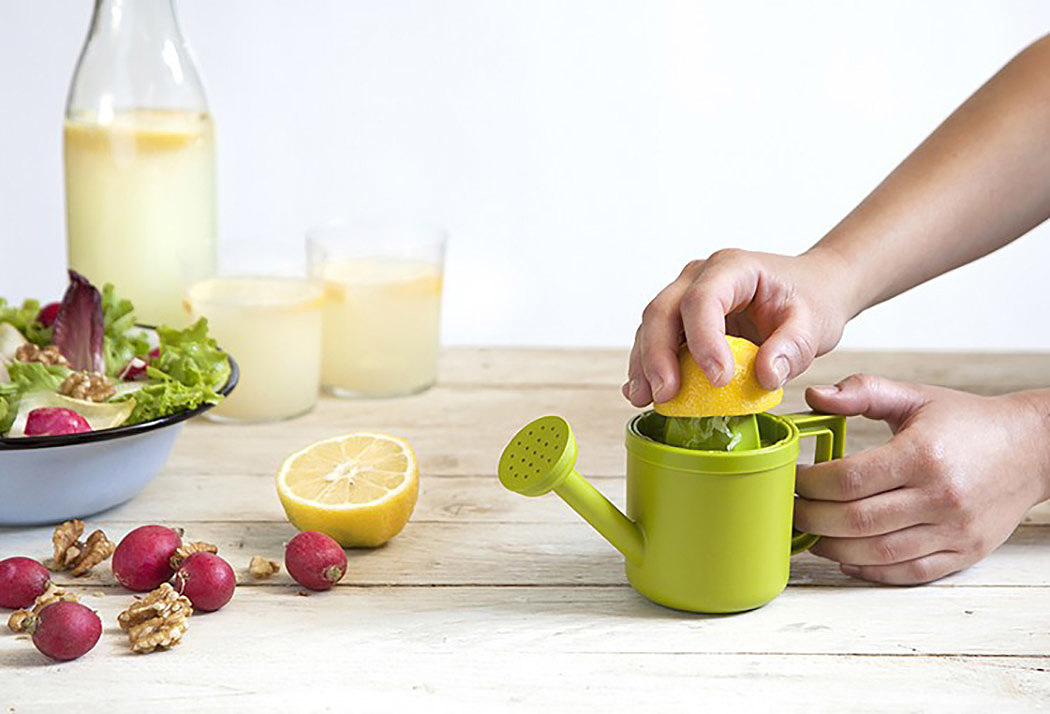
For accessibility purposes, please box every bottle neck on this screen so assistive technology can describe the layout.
[89,0,181,39]
[68,0,208,117]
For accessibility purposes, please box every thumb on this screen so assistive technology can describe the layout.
[754,316,819,390]
[805,373,926,432]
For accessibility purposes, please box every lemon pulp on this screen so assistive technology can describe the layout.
[277,432,419,548]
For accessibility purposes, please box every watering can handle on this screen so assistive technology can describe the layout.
[782,412,847,555]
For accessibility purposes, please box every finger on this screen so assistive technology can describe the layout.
[637,263,703,402]
[809,524,946,566]
[794,487,934,537]
[805,373,926,432]
[839,551,965,585]
[796,444,909,501]
[623,330,654,407]
[638,310,684,405]
[679,258,758,386]
[754,314,818,390]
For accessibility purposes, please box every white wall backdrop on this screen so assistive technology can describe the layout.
[2,1,1050,350]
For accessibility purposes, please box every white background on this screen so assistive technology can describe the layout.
[2,1,1050,350]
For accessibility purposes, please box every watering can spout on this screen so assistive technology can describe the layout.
[497,416,645,565]
[551,471,645,564]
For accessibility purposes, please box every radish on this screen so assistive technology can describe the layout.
[284,531,347,591]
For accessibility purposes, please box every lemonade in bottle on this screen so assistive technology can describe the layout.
[64,0,216,327]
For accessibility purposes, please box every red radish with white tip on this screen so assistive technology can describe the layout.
[26,601,102,661]
[119,357,149,381]
[0,557,50,609]
[174,552,236,612]
[112,525,182,592]
[120,347,161,382]
[25,408,91,437]
[36,302,61,328]
[284,531,347,591]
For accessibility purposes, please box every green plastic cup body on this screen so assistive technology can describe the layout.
[623,411,845,613]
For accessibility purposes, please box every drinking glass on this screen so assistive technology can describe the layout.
[184,240,323,422]
[307,219,447,398]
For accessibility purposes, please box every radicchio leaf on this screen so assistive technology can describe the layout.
[52,270,105,373]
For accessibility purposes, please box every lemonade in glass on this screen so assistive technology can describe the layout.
[185,276,323,422]
[307,221,446,398]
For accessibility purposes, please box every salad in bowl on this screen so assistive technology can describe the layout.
[0,271,236,525]
[1,270,233,442]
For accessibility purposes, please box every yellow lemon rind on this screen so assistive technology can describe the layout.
[276,432,419,548]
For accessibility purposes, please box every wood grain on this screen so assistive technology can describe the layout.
[84,472,1050,526]
[3,520,1047,589]
[2,649,1047,713]
[1,348,1048,711]
[438,348,1050,393]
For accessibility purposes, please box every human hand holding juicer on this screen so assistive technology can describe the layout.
[498,336,845,613]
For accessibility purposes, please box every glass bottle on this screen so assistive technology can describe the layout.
[64,0,217,327]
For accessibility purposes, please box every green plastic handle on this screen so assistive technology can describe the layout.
[783,412,847,555]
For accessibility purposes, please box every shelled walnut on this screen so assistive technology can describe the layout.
[52,519,83,566]
[58,371,115,402]
[8,582,79,632]
[118,583,192,654]
[169,541,219,570]
[14,343,70,368]
[248,555,280,579]
[51,520,115,576]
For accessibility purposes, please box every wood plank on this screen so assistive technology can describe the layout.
[99,471,1050,526]
[0,585,1047,657]
[4,520,1048,588]
[163,385,899,477]
[0,651,1046,713]
[438,347,1050,393]
[166,368,1049,481]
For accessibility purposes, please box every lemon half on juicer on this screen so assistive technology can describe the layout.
[655,336,783,418]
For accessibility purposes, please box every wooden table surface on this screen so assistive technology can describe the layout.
[2,349,1049,712]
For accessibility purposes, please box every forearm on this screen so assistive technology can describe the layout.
[808,34,1050,316]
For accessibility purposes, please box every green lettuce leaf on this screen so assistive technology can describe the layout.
[101,284,150,376]
[0,362,73,436]
[6,361,72,393]
[663,415,747,451]
[0,396,12,434]
[116,368,222,425]
[153,318,231,391]
[0,298,50,346]
[113,318,229,425]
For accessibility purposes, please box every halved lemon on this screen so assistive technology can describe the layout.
[276,433,419,548]
[654,336,783,417]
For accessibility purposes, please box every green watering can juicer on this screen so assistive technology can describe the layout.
[498,411,846,613]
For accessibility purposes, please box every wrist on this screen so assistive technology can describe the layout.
[1007,389,1050,504]
[799,243,867,323]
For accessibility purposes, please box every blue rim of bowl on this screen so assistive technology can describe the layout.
[0,341,239,451]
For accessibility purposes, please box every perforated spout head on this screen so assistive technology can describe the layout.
[498,415,578,497]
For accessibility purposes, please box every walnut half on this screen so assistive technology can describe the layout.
[170,541,219,570]
[248,555,280,579]
[8,582,78,632]
[59,371,115,402]
[14,343,70,368]
[51,520,115,576]
[118,583,192,654]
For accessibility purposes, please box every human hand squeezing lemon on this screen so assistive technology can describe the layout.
[625,34,1050,584]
